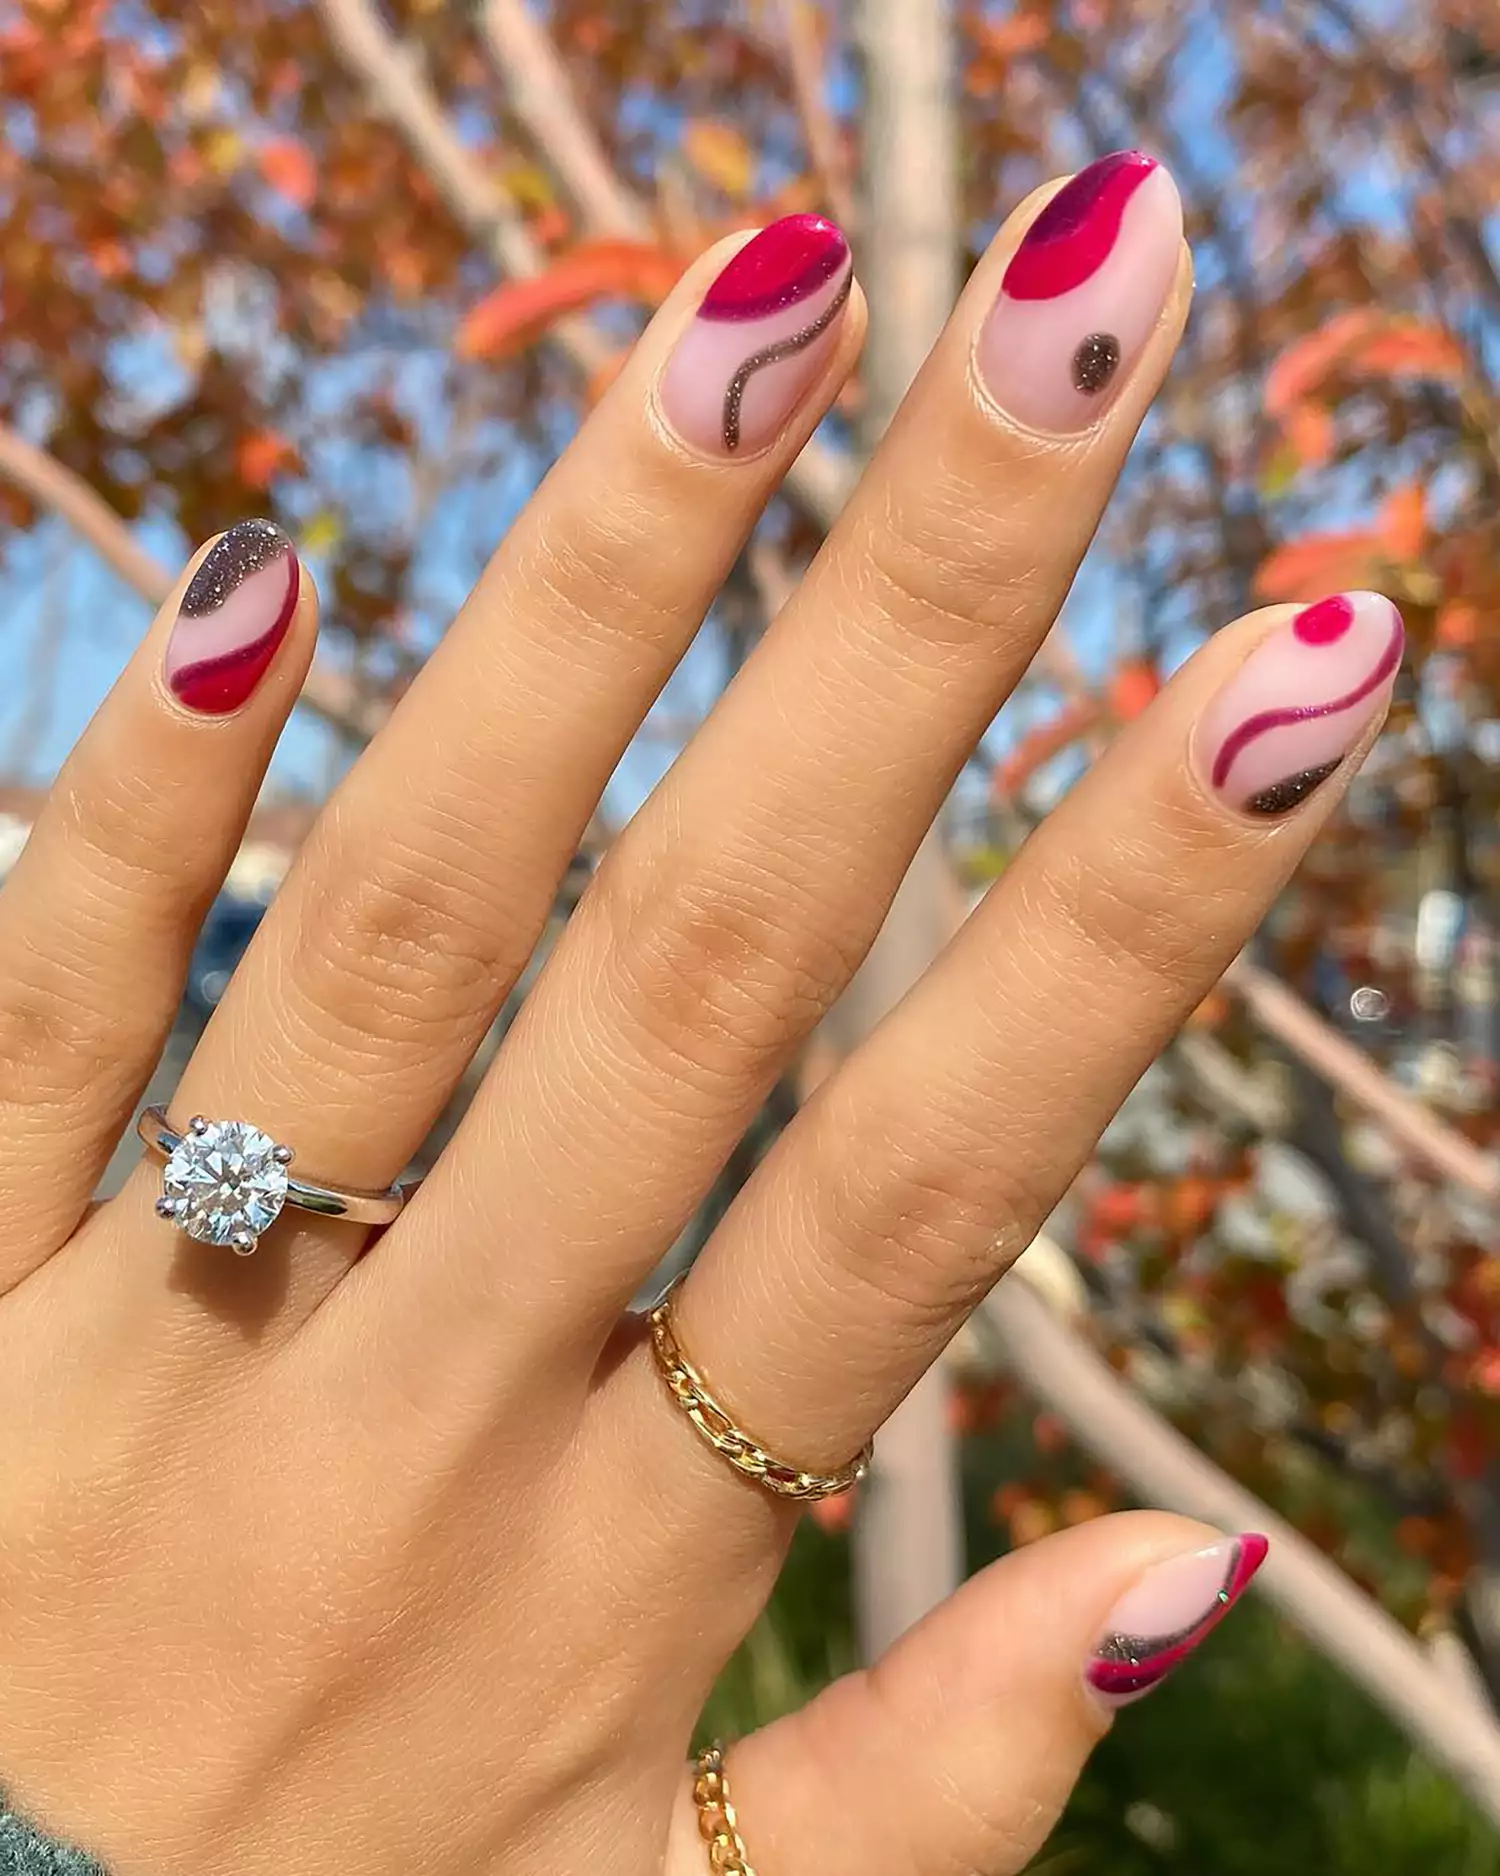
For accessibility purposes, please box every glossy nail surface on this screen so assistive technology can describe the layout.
[659,214,853,458]
[977,151,1182,435]
[1195,591,1404,816]
[1087,1534,1268,1706]
[164,520,300,715]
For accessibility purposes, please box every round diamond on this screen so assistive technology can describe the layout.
[162,1118,289,1249]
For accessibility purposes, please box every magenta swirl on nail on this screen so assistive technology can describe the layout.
[1087,1534,1268,1704]
[659,214,853,458]
[1195,592,1405,816]
[976,151,1183,436]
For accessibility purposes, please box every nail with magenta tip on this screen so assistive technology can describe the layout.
[659,213,853,459]
[1195,591,1405,817]
[164,520,301,716]
[977,150,1183,435]
[1087,1534,1269,1707]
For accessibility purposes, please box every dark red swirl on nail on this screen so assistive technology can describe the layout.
[1086,1535,1268,1699]
[699,214,850,323]
[1002,151,1158,302]
[1210,608,1405,792]
[168,520,300,715]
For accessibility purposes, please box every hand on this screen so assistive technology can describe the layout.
[0,158,1398,1876]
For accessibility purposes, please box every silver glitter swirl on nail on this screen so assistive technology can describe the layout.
[182,519,293,617]
[721,268,853,452]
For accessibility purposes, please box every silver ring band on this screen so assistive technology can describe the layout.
[137,1105,409,1253]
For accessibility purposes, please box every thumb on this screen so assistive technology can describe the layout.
[671,1513,1266,1876]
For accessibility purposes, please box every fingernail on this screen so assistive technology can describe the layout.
[1195,592,1405,817]
[1087,1533,1268,1706]
[165,520,301,715]
[976,151,1182,435]
[659,214,853,459]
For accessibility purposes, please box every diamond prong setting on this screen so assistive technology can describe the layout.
[158,1116,290,1252]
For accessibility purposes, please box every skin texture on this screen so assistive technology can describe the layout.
[0,168,1389,1876]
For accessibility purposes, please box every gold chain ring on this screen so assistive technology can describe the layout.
[692,1745,757,1876]
[648,1292,871,1502]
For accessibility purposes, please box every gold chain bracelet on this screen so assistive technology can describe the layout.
[692,1744,757,1876]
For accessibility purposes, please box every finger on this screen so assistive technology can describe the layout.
[659,592,1403,1475]
[377,154,1189,1352]
[666,1517,1268,1876]
[0,522,312,1290]
[96,217,863,1324]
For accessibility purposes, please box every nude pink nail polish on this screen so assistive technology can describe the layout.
[977,152,1183,435]
[658,214,853,459]
[1087,1534,1268,1706]
[164,520,300,715]
[1195,592,1405,816]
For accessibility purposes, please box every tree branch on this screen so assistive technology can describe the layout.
[0,425,384,744]
[477,0,651,236]
[981,1274,1500,1824]
[775,0,857,231]
[1224,957,1500,1202]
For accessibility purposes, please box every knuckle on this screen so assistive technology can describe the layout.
[850,478,1052,652]
[283,817,530,1047]
[526,493,683,657]
[810,1085,1041,1330]
[1024,834,1217,993]
[595,847,862,1082]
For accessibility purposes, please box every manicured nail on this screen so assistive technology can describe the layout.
[976,151,1182,435]
[659,214,853,458]
[1195,592,1404,817]
[165,520,300,715]
[1087,1534,1268,1706]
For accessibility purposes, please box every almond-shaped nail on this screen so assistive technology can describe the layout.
[977,151,1182,435]
[659,214,853,459]
[1087,1534,1268,1706]
[1195,592,1405,817]
[164,520,300,715]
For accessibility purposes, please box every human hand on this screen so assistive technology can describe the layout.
[0,156,1399,1875]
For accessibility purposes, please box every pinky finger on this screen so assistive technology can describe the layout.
[669,1516,1267,1876]
[0,521,313,1289]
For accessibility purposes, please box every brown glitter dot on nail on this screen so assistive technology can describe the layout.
[1072,332,1122,395]
[1245,758,1343,817]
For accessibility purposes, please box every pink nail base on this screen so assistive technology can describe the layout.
[1086,1534,1268,1706]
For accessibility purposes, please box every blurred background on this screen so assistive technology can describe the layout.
[6,0,1500,1864]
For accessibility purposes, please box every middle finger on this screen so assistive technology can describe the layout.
[359,153,1189,1361]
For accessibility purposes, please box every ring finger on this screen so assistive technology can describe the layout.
[630,593,1403,1522]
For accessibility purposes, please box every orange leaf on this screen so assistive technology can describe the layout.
[1253,529,1386,603]
[682,119,756,201]
[1108,658,1160,721]
[1284,399,1335,469]
[1264,310,1378,419]
[1355,321,1466,384]
[258,138,316,211]
[994,697,1100,794]
[456,241,686,362]
[237,430,296,490]
[976,12,1050,57]
[1437,601,1480,649]
[1379,482,1427,561]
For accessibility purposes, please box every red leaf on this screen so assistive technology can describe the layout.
[1108,658,1160,721]
[456,241,686,362]
[1284,399,1335,470]
[258,138,316,211]
[1356,322,1466,384]
[994,697,1100,794]
[1264,310,1379,419]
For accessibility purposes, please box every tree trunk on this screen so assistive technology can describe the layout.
[843,0,966,1661]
